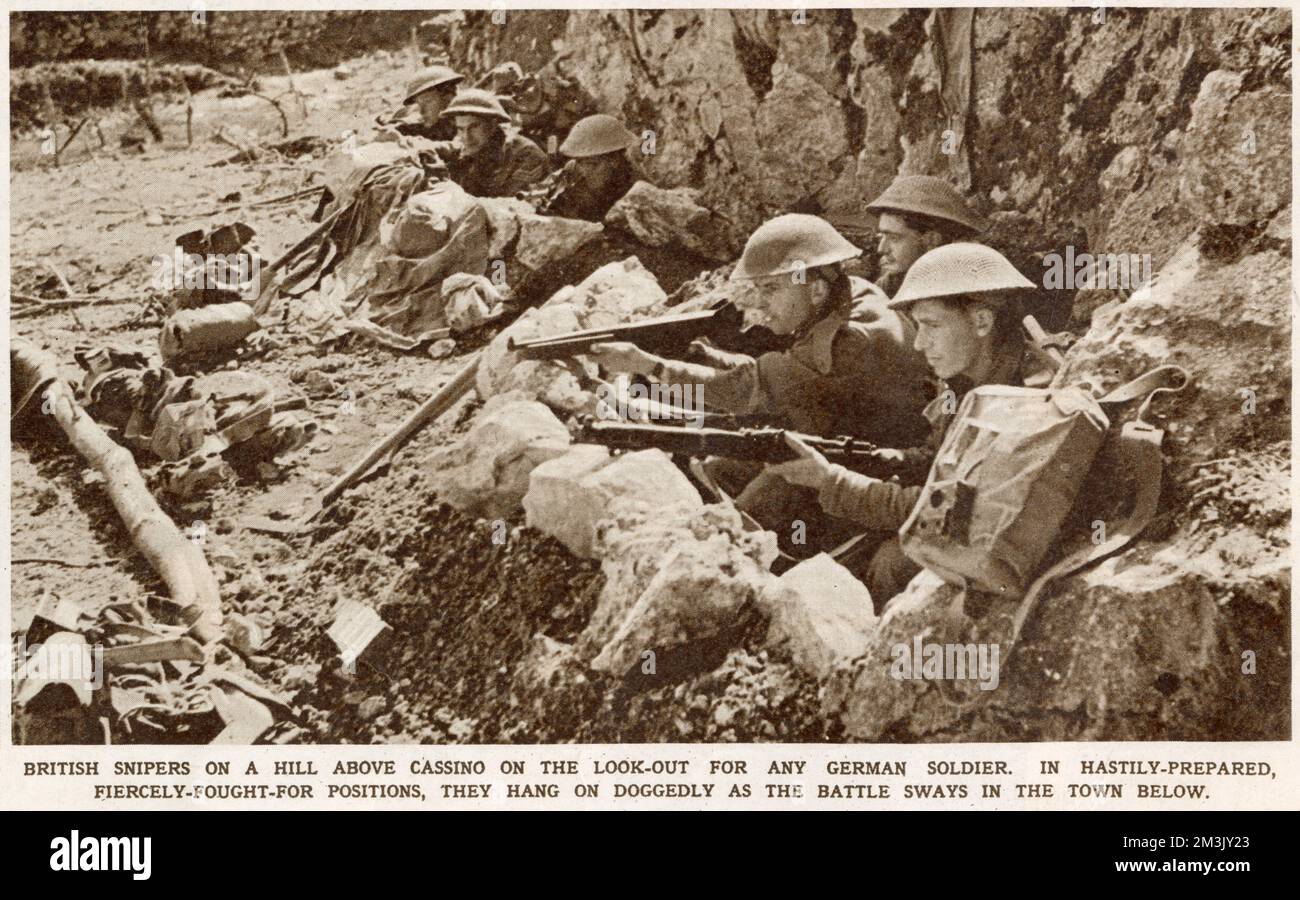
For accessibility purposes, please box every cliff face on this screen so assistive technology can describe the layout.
[457,7,1292,740]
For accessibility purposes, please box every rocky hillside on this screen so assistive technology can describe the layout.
[448,7,1292,740]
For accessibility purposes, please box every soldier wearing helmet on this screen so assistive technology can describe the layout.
[380,65,465,143]
[431,88,551,198]
[770,242,1041,607]
[531,114,641,221]
[589,214,933,556]
[867,175,985,295]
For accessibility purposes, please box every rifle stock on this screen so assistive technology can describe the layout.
[577,418,919,482]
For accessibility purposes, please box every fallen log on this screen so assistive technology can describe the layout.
[303,354,480,523]
[10,341,223,644]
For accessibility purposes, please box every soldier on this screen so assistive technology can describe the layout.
[588,214,933,555]
[435,88,552,198]
[867,175,985,295]
[383,65,465,143]
[768,242,1040,607]
[530,114,641,221]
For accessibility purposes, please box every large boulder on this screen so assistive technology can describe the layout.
[512,212,605,274]
[548,256,668,329]
[761,554,878,680]
[604,181,739,262]
[579,502,775,668]
[476,302,593,412]
[526,448,702,559]
[426,398,572,519]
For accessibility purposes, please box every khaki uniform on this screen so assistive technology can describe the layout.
[654,291,933,557]
[656,293,932,448]
[439,129,551,198]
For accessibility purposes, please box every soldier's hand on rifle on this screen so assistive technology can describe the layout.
[587,342,658,377]
[768,432,837,488]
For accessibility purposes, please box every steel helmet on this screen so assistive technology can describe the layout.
[403,65,465,105]
[888,242,1034,309]
[867,175,985,234]
[730,214,862,281]
[439,88,512,123]
[560,114,638,158]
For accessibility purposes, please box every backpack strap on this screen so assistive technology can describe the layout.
[1096,365,1189,417]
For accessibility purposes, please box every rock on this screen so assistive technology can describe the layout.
[512,212,604,273]
[823,539,1288,741]
[580,502,774,664]
[514,634,576,693]
[531,448,702,560]
[762,554,878,679]
[589,538,773,675]
[604,181,738,261]
[546,256,668,330]
[427,399,572,519]
[1176,70,1290,230]
[428,338,456,359]
[522,444,613,555]
[358,695,388,720]
[478,196,535,260]
[475,302,592,411]
[302,369,337,399]
[279,663,320,692]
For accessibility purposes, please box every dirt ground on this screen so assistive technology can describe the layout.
[9,50,829,745]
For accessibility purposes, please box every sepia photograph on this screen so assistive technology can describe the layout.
[7,3,1291,758]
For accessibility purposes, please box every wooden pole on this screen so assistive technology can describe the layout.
[306,355,480,521]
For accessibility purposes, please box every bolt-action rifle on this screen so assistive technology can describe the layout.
[577,418,929,483]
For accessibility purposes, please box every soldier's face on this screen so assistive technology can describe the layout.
[877,213,937,279]
[753,274,817,336]
[455,117,495,157]
[571,154,620,193]
[909,298,993,381]
[415,88,453,124]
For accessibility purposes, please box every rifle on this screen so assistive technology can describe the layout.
[577,418,925,483]
[507,300,791,360]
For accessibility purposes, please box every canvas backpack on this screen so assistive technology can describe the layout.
[898,365,1189,647]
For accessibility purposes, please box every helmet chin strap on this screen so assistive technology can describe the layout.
[787,279,847,343]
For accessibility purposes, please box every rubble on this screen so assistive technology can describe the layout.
[427,398,573,519]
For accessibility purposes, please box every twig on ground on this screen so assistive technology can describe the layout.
[54,118,88,167]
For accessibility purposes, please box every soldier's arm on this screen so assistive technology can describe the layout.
[502,142,553,196]
[815,467,924,532]
[588,343,767,416]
